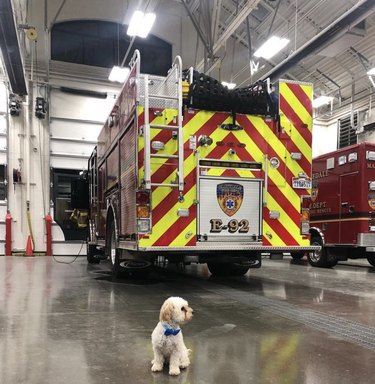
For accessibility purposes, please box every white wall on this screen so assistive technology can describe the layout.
[312,119,338,157]
[4,75,119,255]
[312,101,375,158]
[0,82,8,255]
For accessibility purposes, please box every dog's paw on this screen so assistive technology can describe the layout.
[179,360,190,369]
[169,367,181,376]
[151,363,163,372]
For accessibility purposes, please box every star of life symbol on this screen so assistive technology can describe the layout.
[226,199,235,209]
[217,183,244,217]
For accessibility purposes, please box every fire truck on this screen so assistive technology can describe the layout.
[86,50,319,277]
[309,142,375,268]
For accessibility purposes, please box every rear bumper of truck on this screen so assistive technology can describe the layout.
[118,241,320,253]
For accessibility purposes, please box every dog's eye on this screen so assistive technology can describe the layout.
[181,307,186,312]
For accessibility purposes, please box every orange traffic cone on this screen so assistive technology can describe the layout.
[25,235,34,257]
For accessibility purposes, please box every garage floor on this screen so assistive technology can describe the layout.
[1,255,375,384]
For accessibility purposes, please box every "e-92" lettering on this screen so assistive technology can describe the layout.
[209,219,249,233]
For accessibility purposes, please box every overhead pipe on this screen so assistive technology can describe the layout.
[261,0,375,83]
[0,0,28,95]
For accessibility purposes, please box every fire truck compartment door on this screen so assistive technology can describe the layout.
[198,177,262,241]
[339,172,359,243]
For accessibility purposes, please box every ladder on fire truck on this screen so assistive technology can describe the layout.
[134,50,184,192]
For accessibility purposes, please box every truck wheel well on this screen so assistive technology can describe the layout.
[309,228,323,244]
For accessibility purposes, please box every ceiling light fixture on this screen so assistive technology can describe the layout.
[127,10,156,38]
[108,66,130,83]
[254,36,290,60]
[312,95,334,108]
[222,81,236,89]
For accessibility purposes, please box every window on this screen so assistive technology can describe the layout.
[338,113,357,149]
[51,20,172,76]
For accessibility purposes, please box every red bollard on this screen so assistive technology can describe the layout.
[45,213,52,256]
[5,211,12,256]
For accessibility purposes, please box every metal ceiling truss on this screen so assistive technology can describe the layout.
[194,0,262,72]
[349,46,371,72]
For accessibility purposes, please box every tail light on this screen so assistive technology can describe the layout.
[300,195,311,235]
[136,190,151,233]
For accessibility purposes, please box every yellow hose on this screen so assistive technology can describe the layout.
[26,201,35,249]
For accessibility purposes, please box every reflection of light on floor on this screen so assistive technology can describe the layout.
[313,290,324,303]
[262,282,287,300]
[261,333,300,384]
[190,333,258,383]
[0,258,90,383]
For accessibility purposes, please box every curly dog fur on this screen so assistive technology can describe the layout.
[151,297,193,375]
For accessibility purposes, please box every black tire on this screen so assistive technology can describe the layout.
[120,260,152,277]
[367,254,375,267]
[207,262,250,276]
[291,252,305,260]
[308,236,337,268]
[87,244,101,264]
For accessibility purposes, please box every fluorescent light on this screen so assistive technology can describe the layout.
[140,13,156,38]
[127,10,156,38]
[254,36,290,60]
[367,67,375,76]
[222,81,236,89]
[108,66,130,83]
[312,96,334,108]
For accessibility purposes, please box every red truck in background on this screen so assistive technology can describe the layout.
[308,142,375,267]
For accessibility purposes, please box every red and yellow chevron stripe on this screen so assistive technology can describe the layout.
[137,80,313,249]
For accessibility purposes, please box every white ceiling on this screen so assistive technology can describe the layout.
[20,0,375,117]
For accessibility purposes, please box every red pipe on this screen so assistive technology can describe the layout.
[5,211,12,256]
[45,213,52,256]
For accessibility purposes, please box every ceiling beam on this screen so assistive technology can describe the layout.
[181,0,212,57]
[195,0,261,72]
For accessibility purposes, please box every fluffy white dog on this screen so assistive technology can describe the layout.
[151,296,193,376]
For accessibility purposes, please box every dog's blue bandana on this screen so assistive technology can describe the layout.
[162,323,180,336]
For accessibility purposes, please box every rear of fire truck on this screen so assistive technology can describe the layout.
[86,50,319,277]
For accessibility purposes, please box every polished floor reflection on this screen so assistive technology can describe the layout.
[0,255,374,384]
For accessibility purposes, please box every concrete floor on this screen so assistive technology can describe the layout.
[1,255,375,384]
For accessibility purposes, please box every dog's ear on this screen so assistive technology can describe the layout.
[160,300,174,322]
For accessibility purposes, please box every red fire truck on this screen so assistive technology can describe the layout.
[86,50,319,277]
[309,142,375,267]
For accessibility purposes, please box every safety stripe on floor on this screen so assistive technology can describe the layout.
[205,283,375,351]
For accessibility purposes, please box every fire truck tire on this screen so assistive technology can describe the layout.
[308,236,337,268]
[120,260,152,277]
[291,252,305,260]
[366,254,375,267]
[207,262,250,276]
[87,244,100,264]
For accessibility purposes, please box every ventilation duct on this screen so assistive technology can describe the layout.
[318,21,366,58]
[261,0,375,83]
[0,0,27,95]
